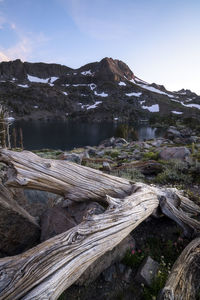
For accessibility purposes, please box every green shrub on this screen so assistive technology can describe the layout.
[142,257,170,300]
[112,168,145,181]
[154,160,191,185]
[115,124,138,141]
[110,150,119,158]
[123,249,145,268]
[143,151,159,161]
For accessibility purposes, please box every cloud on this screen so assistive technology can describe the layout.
[0,20,50,62]
[63,0,133,40]
[0,51,9,61]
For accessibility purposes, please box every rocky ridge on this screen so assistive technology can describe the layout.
[0,57,200,121]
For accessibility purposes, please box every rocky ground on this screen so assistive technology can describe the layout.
[1,123,200,299]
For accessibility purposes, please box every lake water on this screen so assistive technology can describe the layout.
[11,120,164,150]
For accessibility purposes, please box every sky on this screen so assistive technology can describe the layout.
[0,0,200,94]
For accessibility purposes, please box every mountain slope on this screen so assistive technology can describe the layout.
[0,57,199,122]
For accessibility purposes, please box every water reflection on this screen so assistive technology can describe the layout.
[11,120,163,150]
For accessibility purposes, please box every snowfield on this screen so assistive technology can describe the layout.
[125,92,142,97]
[94,91,108,97]
[28,75,58,84]
[81,70,93,76]
[138,84,174,98]
[142,104,160,112]
[172,111,183,114]
[118,81,126,86]
[18,84,29,88]
[87,101,102,110]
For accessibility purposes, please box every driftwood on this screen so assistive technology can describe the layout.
[159,237,200,300]
[0,149,133,201]
[0,149,200,299]
[0,184,159,299]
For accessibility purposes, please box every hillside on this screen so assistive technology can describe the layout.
[0,57,200,122]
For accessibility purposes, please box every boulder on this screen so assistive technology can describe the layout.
[40,207,77,242]
[159,147,190,161]
[13,188,59,217]
[86,147,97,156]
[0,184,40,257]
[102,161,111,172]
[99,137,128,148]
[40,202,105,241]
[136,256,159,286]
[58,152,82,164]
[102,265,117,282]
[166,127,181,139]
[99,137,115,147]
[137,161,163,175]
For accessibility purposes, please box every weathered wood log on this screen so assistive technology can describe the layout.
[0,183,40,256]
[159,188,200,238]
[159,237,200,300]
[0,149,133,201]
[0,149,200,300]
[0,183,159,300]
[1,149,200,237]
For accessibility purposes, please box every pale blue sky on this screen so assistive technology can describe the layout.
[0,0,200,94]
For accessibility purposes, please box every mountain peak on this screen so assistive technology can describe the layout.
[98,57,134,81]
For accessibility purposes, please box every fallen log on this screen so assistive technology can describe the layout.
[0,183,159,300]
[159,237,200,300]
[0,149,133,201]
[0,149,200,300]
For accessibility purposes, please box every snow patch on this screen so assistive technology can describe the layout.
[89,83,97,91]
[118,81,126,86]
[28,75,48,83]
[5,117,15,121]
[134,77,148,84]
[81,70,93,76]
[176,91,187,95]
[125,92,142,97]
[172,111,183,115]
[34,105,38,109]
[183,103,200,110]
[18,84,29,88]
[142,104,159,112]
[171,98,200,110]
[94,91,108,97]
[62,92,68,96]
[140,100,146,105]
[50,77,59,83]
[138,84,174,98]
[87,101,102,110]
[28,75,58,84]
[185,98,192,103]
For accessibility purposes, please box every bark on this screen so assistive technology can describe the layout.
[0,149,133,202]
[0,149,199,300]
[0,183,159,300]
[159,188,200,238]
[159,237,200,300]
